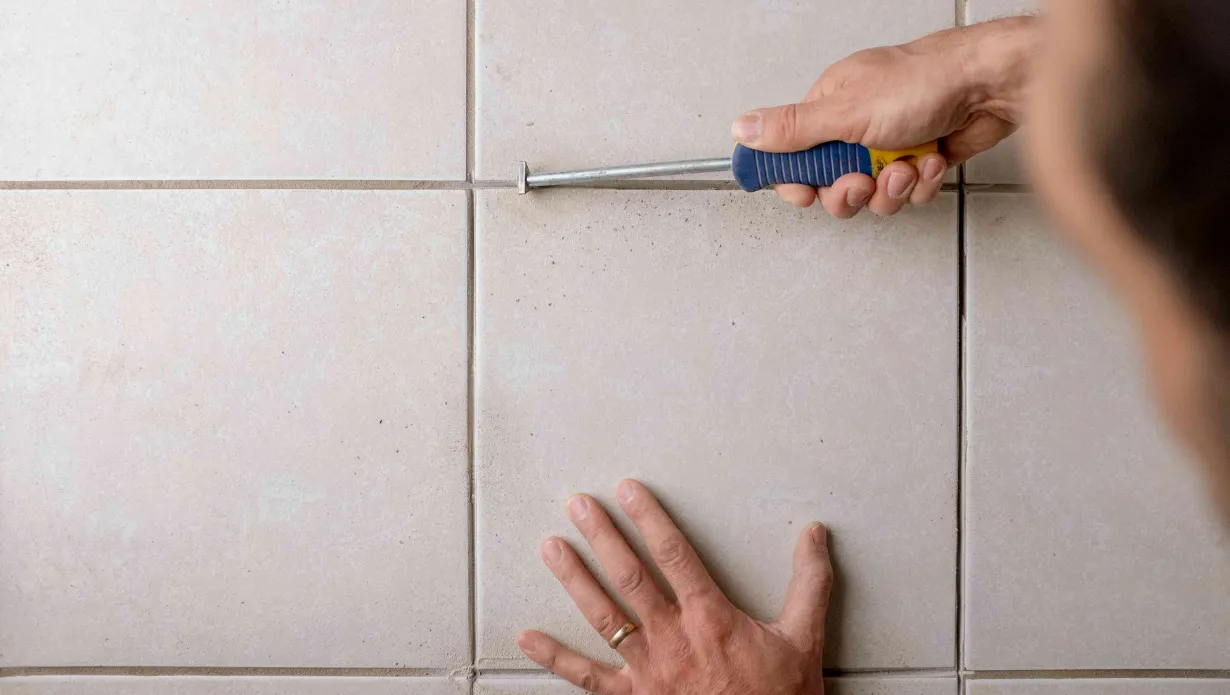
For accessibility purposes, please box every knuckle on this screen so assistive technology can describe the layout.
[689,603,735,642]
[663,631,693,661]
[588,608,621,636]
[577,668,600,693]
[816,74,842,97]
[586,524,619,549]
[847,47,878,63]
[541,649,558,671]
[614,566,648,596]
[817,563,835,594]
[655,534,690,571]
[775,103,800,142]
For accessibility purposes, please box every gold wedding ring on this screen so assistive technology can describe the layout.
[608,620,639,650]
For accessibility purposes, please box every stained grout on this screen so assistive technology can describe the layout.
[821,668,958,678]
[0,180,512,190]
[466,190,479,689]
[465,0,476,185]
[465,0,479,687]
[0,668,463,678]
[0,667,959,679]
[8,667,1228,681]
[955,162,968,692]
[478,667,964,679]
[965,670,1230,680]
[0,181,1004,192]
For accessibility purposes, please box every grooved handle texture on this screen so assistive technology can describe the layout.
[731,142,873,192]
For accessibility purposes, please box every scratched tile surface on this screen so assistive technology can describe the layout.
[0,191,470,667]
[475,0,955,181]
[475,189,958,670]
[963,193,1230,669]
[0,1,465,179]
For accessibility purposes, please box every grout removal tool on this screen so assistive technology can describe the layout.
[516,140,938,193]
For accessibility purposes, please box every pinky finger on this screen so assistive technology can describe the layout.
[517,630,630,695]
[774,183,818,208]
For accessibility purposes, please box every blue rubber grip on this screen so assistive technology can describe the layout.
[731,142,872,192]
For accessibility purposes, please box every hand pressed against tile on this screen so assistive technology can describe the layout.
[518,480,832,695]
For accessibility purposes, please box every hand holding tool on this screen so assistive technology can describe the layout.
[516,140,939,193]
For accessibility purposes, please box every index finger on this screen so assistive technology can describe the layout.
[614,480,721,606]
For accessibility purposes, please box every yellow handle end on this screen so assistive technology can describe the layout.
[866,140,941,178]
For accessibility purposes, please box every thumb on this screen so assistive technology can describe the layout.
[732,101,850,153]
[774,522,834,653]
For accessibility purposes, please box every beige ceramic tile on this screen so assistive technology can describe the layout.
[475,0,955,180]
[963,193,1230,669]
[475,678,582,695]
[0,1,465,180]
[0,677,468,695]
[478,676,957,695]
[963,132,1028,186]
[0,191,469,667]
[964,0,1036,22]
[967,680,1230,695]
[475,190,958,669]
[963,0,1036,184]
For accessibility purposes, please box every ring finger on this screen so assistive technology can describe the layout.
[539,537,646,657]
[867,161,917,216]
[566,494,672,623]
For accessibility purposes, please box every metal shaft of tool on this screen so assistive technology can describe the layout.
[519,157,731,192]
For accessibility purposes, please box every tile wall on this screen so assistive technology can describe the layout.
[2,1,1226,694]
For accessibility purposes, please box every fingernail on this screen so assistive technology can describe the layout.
[810,523,827,548]
[541,539,563,564]
[846,188,871,208]
[617,480,636,504]
[567,495,589,522]
[923,157,945,181]
[887,172,912,199]
[516,632,537,654]
[732,111,763,143]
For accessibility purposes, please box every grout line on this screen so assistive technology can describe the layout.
[526,180,743,191]
[466,188,479,687]
[957,0,968,26]
[473,667,961,679]
[0,668,462,678]
[6,667,1229,681]
[465,0,478,687]
[962,183,1028,193]
[965,670,1230,680]
[955,163,968,691]
[0,181,991,193]
[0,667,961,681]
[820,668,957,678]
[465,0,476,184]
[0,180,511,190]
